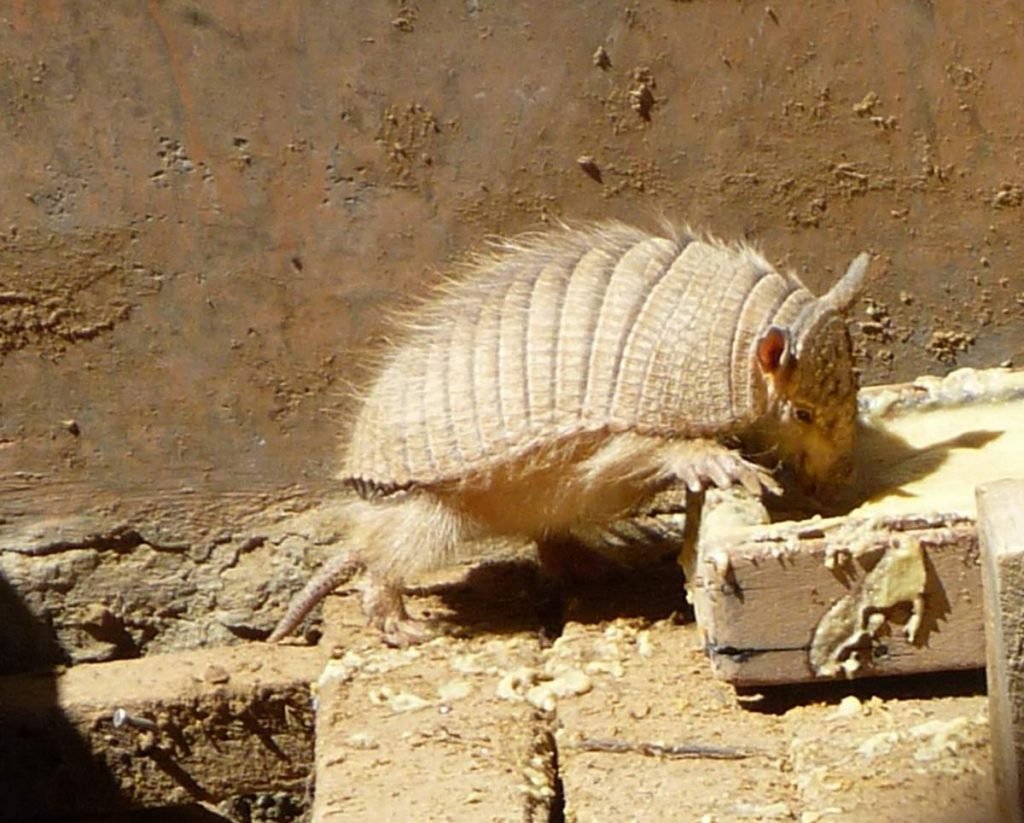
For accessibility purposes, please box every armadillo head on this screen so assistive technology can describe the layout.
[752,253,870,499]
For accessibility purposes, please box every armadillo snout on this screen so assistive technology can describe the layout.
[786,436,857,501]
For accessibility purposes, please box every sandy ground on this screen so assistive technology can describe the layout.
[307,563,994,823]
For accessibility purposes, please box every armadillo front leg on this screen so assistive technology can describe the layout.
[656,438,782,496]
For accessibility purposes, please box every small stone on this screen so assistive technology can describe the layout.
[832,695,863,719]
[203,664,230,685]
[437,679,472,702]
[345,732,379,750]
[496,666,539,701]
[526,669,592,711]
[576,155,602,183]
[369,686,432,713]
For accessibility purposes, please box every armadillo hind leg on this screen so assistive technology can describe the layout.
[268,491,470,643]
[349,489,474,645]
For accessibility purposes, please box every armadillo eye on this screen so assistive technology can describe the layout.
[794,407,814,424]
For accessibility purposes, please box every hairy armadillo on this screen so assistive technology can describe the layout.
[270,221,869,644]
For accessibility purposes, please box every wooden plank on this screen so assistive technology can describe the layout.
[691,511,983,686]
[978,478,1024,823]
[0,644,321,820]
[689,368,1024,686]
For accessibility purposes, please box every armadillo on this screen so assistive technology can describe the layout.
[269,221,869,644]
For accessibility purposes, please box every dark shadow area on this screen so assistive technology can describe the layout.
[0,570,67,675]
[407,558,557,640]
[413,552,690,644]
[736,666,987,716]
[78,808,232,823]
[768,423,1005,520]
[913,547,955,648]
[77,798,302,822]
[0,573,311,821]
[557,556,692,628]
[850,424,1004,505]
[0,575,129,821]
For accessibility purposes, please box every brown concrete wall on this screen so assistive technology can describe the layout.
[0,1,1022,666]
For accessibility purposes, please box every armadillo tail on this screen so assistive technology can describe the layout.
[267,553,365,642]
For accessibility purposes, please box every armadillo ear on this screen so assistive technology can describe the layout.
[756,326,792,376]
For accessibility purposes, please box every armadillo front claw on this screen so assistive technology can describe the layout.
[710,452,782,497]
[675,448,781,497]
[738,460,783,497]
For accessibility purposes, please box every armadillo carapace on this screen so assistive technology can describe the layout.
[270,221,869,644]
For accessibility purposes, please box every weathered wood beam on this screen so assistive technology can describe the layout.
[690,368,1024,686]
[978,478,1024,823]
[691,511,984,687]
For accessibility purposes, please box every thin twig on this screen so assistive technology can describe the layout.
[573,737,759,760]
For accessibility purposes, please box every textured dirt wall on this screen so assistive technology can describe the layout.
[0,1,1022,666]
